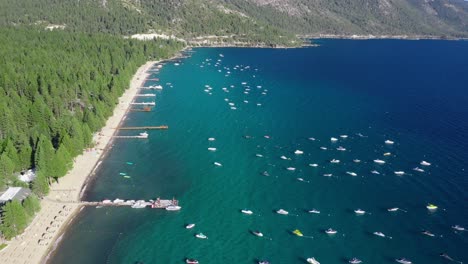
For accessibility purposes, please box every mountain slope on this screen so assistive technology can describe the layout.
[0,0,467,44]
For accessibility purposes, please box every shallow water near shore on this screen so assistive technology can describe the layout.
[49,40,468,264]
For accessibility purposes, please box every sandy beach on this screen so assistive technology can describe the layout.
[0,60,158,264]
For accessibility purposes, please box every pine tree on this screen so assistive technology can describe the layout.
[22,195,41,217]
[0,200,28,239]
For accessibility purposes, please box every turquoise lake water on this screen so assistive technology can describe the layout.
[49,40,468,264]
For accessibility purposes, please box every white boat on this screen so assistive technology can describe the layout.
[208,137,216,141]
[373,231,386,237]
[208,147,217,151]
[452,225,465,231]
[241,209,253,215]
[371,170,380,174]
[422,230,435,237]
[374,159,386,164]
[308,209,320,214]
[214,162,222,166]
[320,147,327,150]
[195,233,207,239]
[294,150,304,155]
[413,167,424,172]
[354,209,366,215]
[280,155,288,160]
[286,167,296,171]
[166,205,181,211]
[228,102,235,106]
[139,132,149,138]
[113,199,124,204]
[131,200,147,209]
[420,160,431,166]
[385,140,395,145]
[387,207,399,212]
[353,159,361,163]
[337,146,346,151]
[309,163,318,167]
[340,135,348,139]
[102,199,112,204]
[186,224,195,229]
[323,173,333,177]
[426,203,438,210]
[330,159,340,164]
[307,257,320,264]
[308,137,316,141]
[346,172,358,177]
[331,137,338,142]
[186,259,199,264]
[230,107,237,110]
[256,154,263,157]
[395,258,412,264]
[394,171,405,175]
[384,152,392,156]
[325,228,337,234]
[258,261,270,264]
[349,258,362,264]
[252,231,263,237]
[276,209,289,215]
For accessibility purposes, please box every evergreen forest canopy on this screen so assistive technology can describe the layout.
[0,28,184,196]
[0,0,467,44]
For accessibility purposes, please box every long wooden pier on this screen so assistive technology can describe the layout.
[130,102,155,106]
[117,126,168,130]
[82,198,179,209]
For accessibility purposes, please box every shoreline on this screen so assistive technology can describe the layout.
[299,33,468,41]
[0,60,159,264]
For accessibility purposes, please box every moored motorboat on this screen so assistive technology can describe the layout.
[214,162,222,166]
[258,261,270,264]
[373,231,386,237]
[337,146,346,151]
[395,258,412,264]
[208,147,217,151]
[186,223,195,229]
[307,257,320,264]
[354,209,366,215]
[371,170,380,175]
[323,173,333,177]
[374,159,386,164]
[394,171,405,175]
[413,167,424,172]
[294,150,304,155]
[346,171,358,176]
[325,228,337,234]
[195,233,207,239]
[353,159,361,163]
[276,209,289,215]
[340,135,348,139]
[241,209,253,215]
[320,147,327,150]
[309,209,320,214]
[421,230,435,237]
[387,207,399,212]
[186,259,199,264]
[252,230,264,237]
[349,258,362,264]
[385,140,395,145]
[452,225,465,231]
[331,137,338,142]
[426,203,438,210]
[166,205,181,211]
[292,229,303,237]
[286,167,296,171]
[309,163,318,167]
[131,200,147,209]
[420,160,431,166]
[330,159,340,164]
[384,152,392,156]
[280,155,288,160]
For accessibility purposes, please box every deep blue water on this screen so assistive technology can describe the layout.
[49,40,468,264]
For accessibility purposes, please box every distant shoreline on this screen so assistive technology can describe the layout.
[300,34,468,41]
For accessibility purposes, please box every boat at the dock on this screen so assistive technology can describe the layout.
[166,205,181,211]
[131,200,147,209]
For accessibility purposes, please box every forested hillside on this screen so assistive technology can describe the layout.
[0,0,467,43]
[0,28,184,195]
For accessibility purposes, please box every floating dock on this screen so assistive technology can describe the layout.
[146,78,160,81]
[117,126,168,130]
[139,86,163,90]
